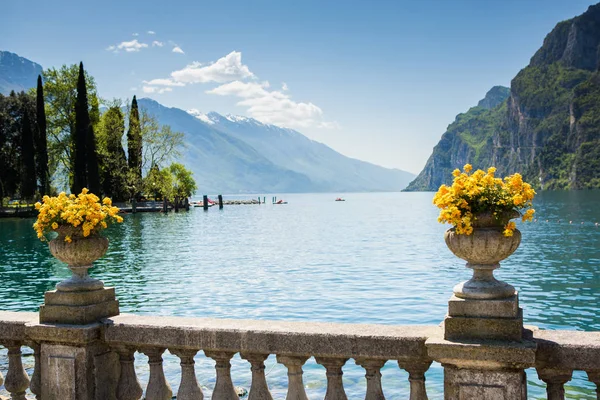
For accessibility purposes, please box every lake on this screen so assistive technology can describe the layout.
[1,191,599,399]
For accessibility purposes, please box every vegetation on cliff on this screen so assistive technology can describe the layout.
[407,4,600,191]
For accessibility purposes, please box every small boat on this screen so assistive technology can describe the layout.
[335,198,345,202]
[274,199,288,204]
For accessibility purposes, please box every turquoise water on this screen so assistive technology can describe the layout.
[0,191,599,398]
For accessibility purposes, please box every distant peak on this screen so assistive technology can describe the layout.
[477,86,510,109]
[187,108,215,124]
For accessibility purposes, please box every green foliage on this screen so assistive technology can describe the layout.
[139,110,184,172]
[96,103,129,201]
[43,64,98,190]
[127,95,142,195]
[35,75,49,196]
[0,91,39,200]
[72,62,100,194]
[169,163,197,198]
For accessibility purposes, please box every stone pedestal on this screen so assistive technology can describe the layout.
[39,287,119,325]
[427,335,536,400]
[25,322,119,400]
[444,293,523,341]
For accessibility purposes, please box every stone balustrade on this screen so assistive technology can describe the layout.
[0,311,599,399]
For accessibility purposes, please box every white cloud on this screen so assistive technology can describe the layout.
[142,86,172,94]
[143,78,185,87]
[133,33,139,36]
[207,80,325,128]
[143,50,330,128]
[152,41,164,47]
[170,51,254,84]
[107,39,148,53]
[172,46,185,54]
[148,30,156,35]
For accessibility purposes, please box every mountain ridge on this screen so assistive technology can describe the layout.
[0,51,43,95]
[406,3,600,191]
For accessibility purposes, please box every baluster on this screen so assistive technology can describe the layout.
[276,355,309,400]
[170,348,203,400]
[315,357,348,400]
[586,370,600,399]
[398,359,432,400]
[205,350,238,400]
[4,341,30,400]
[115,345,143,400]
[537,368,572,400]
[28,342,41,399]
[240,352,273,400]
[140,347,173,400]
[355,358,386,400]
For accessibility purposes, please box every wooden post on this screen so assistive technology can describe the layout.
[203,195,209,211]
[258,197,261,204]
[218,195,223,209]
[163,198,168,213]
[264,196,266,204]
[184,198,190,211]
[131,198,137,214]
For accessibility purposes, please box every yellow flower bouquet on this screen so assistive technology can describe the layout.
[433,164,535,236]
[33,188,124,243]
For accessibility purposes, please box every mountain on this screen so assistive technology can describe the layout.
[193,111,415,192]
[406,4,600,191]
[0,51,42,95]
[140,100,414,193]
[0,50,414,194]
[137,99,316,194]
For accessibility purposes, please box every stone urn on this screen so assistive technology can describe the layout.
[445,211,521,300]
[49,226,108,292]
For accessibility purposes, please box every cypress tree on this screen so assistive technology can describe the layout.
[20,108,37,199]
[72,62,88,194]
[35,75,49,196]
[99,106,128,200]
[85,114,101,195]
[127,95,143,196]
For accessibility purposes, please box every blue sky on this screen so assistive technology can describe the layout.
[1,0,595,173]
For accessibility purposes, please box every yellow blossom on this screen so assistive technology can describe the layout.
[32,189,123,242]
[433,164,535,236]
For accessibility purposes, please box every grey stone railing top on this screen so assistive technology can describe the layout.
[1,311,599,373]
[534,329,600,371]
[103,314,440,360]
[0,311,37,340]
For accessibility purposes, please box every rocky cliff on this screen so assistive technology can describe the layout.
[406,3,600,191]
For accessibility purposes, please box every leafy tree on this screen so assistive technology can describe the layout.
[0,92,22,200]
[0,91,38,201]
[127,96,142,197]
[43,64,98,190]
[139,110,184,172]
[143,164,173,200]
[35,75,49,195]
[169,163,197,199]
[96,102,128,201]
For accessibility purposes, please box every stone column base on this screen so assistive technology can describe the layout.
[444,293,522,341]
[426,334,536,400]
[39,287,119,325]
[26,322,119,400]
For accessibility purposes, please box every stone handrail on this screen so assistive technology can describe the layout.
[104,315,439,400]
[533,330,600,399]
[1,312,600,399]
